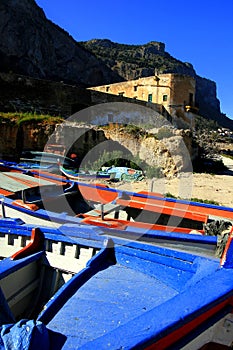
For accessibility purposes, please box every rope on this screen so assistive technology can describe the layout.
[204,220,233,258]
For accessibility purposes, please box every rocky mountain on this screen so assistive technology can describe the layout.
[0,0,232,129]
[0,0,121,86]
[81,39,197,80]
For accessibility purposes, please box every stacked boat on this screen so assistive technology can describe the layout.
[0,160,233,349]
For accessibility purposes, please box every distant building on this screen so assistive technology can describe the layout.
[88,73,199,128]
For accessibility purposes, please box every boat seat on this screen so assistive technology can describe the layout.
[83,203,122,217]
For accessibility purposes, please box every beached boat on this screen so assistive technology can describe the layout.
[0,220,232,349]
[59,164,146,183]
[0,216,220,257]
[105,165,144,182]
[60,164,144,182]
[0,164,232,236]
[20,150,77,170]
[59,165,113,181]
[0,151,77,174]
[0,169,92,227]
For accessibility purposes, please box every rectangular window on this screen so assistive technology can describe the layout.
[148,94,153,102]
[106,86,110,92]
[134,86,138,91]
[163,95,168,102]
[189,93,193,105]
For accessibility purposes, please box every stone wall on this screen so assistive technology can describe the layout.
[0,72,172,121]
[0,72,91,117]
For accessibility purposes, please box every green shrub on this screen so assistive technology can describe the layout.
[165,193,219,205]
[156,127,173,140]
[83,150,147,173]
[165,192,177,199]
[0,112,63,126]
[16,113,63,126]
[144,165,163,179]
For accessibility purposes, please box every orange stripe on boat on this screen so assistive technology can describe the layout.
[145,297,233,350]
[0,188,15,196]
[81,215,203,234]
[12,199,39,211]
[130,194,233,220]
[116,198,208,223]
[78,184,118,204]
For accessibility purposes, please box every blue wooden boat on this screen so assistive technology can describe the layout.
[60,164,144,182]
[0,161,232,236]
[59,165,113,181]
[0,168,92,228]
[0,151,77,174]
[0,217,220,258]
[0,220,232,349]
[20,150,77,170]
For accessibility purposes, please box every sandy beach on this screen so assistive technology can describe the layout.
[114,156,233,208]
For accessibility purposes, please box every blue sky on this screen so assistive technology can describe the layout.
[35,0,233,120]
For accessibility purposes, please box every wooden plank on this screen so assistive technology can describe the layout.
[78,184,118,204]
[131,194,233,220]
[0,172,58,193]
[116,198,208,223]
[84,203,122,217]
[0,188,15,196]
[81,215,204,234]
[0,173,31,192]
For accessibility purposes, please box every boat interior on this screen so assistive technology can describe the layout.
[0,225,103,324]
[0,222,232,348]
[38,233,233,349]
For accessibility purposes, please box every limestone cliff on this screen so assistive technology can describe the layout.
[102,126,197,177]
[0,118,197,178]
[0,117,58,159]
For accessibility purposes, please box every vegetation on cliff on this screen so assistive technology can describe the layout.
[0,112,63,126]
[80,39,195,79]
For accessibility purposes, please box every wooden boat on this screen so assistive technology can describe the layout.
[0,161,232,236]
[20,150,77,170]
[59,165,113,181]
[0,216,220,257]
[105,165,144,181]
[0,159,59,173]
[60,164,144,182]
[0,169,92,227]
[0,221,232,349]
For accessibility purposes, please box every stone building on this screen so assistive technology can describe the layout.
[88,73,199,128]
